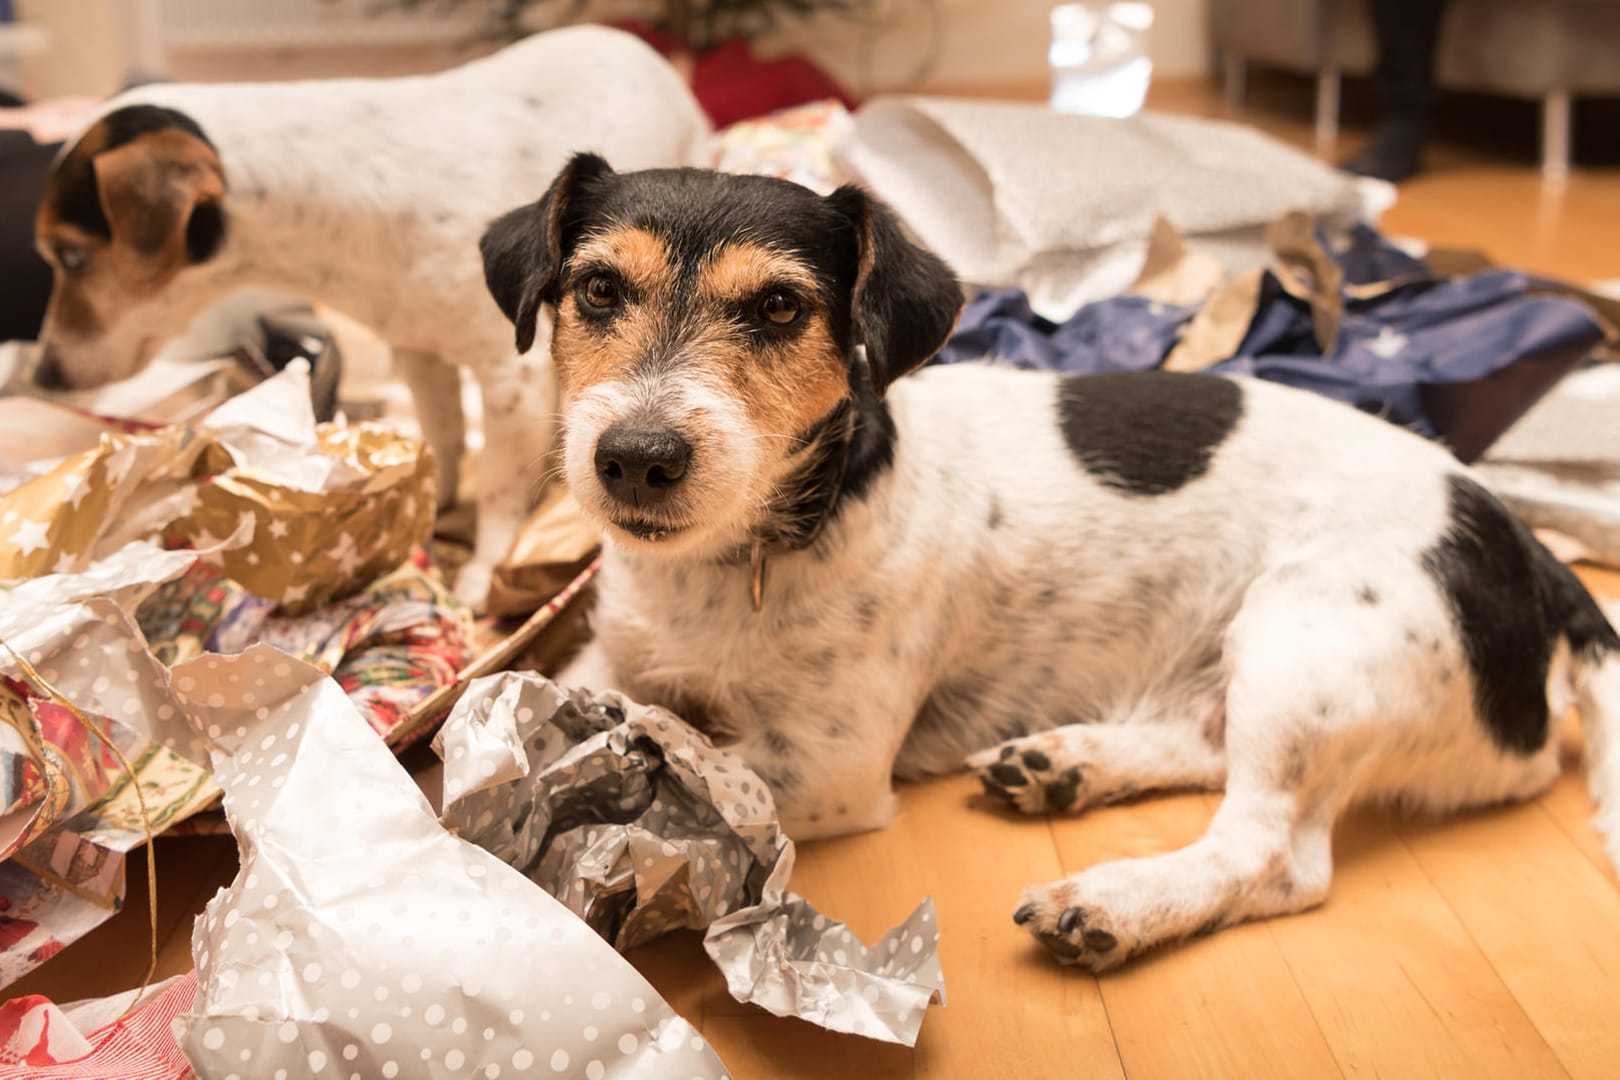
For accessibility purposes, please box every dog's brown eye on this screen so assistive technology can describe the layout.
[56,245,86,275]
[759,291,799,326]
[583,274,620,309]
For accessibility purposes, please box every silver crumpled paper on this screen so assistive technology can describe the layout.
[436,673,946,1047]
[171,646,730,1079]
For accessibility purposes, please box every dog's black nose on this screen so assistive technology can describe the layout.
[33,347,68,391]
[595,425,692,506]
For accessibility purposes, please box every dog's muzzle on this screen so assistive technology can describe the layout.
[594,424,692,511]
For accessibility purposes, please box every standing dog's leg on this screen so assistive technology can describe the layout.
[967,718,1227,814]
[1013,557,1552,970]
[394,348,465,512]
[456,323,559,610]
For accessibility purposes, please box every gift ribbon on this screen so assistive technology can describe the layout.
[0,636,160,1018]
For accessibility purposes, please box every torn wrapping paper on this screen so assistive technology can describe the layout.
[172,646,729,1079]
[135,548,477,745]
[437,673,946,1046]
[486,482,602,619]
[0,538,231,987]
[711,99,853,196]
[842,96,1378,318]
[1477,361,1620,567]
[0,362,435,613]
[0,972,195,1077]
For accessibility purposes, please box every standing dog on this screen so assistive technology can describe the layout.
[30,26,709,607]
[482,156,1620,969]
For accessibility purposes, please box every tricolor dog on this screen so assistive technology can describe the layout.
[30,26,709,607]
[482,157,1620,969]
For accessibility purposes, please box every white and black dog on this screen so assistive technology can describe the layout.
[481,156,1620,969]
[29,27,709,608]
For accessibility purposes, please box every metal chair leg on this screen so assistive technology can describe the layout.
[1315,67,1341,157]
[1223,53,1247,106]
[1542,89,1572,182]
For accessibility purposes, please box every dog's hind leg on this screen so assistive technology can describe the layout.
[1012,556,1500,970]
[394,348,465,512]
[967,719,1226,815]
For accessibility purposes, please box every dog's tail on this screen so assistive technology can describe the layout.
[1570,596,1620,875]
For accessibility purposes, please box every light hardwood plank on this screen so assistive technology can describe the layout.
[702,1014,914,1080]
[1269,812,1567,1079]
[1397,801,1620,1078]
[769,775,1124,1080]
[1049,793,1343,1079]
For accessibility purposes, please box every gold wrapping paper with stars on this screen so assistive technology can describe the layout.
[0,364,435,614]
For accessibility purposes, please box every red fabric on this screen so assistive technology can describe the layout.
[0,971,197,1079]
[611,20,857,128]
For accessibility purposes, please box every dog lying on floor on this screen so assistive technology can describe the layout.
[28,26,709,608]
[480,155,1620,970]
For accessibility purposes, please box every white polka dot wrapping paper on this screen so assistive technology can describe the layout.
[169,646,730,1080]
[436,674,947,1047]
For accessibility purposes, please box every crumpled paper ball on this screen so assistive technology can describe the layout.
[437,673,946,1046]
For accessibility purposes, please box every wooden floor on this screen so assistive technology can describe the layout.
[12,77,1620,1078]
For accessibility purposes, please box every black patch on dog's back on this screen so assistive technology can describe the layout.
[1423,474,1619,754]
[1056,372,1243,496]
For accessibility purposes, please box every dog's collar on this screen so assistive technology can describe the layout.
[747,400,859,611]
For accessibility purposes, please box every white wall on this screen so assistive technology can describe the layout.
[13,0,1211,100]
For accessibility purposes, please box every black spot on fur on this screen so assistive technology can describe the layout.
[1356,585,1380,606]
[759,762,800,793]
[1278,745,1307,789]
[1055,372,1243,496]
[854,594,879,631]
[809,648,837,673]
[762,727,792,757]
[987,497,1004,530]
[1035,585,1059,608]
[1423,474,1620,754]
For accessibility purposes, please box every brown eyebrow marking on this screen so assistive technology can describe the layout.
[569,227,675,295]
[697,242,821,305]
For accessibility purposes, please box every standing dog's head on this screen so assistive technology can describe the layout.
[32,104,228,390]
[480,155,961,558]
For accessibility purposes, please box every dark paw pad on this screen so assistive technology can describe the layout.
[1043,767,1083,811]
[1035,929,1083,960]
[1013,903,1038,925]
[988,763,1028,788]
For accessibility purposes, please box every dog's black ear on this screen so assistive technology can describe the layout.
[480,152,614,354]
[825,185,961,396]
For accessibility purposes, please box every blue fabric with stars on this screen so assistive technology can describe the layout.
[932,225,1607,442]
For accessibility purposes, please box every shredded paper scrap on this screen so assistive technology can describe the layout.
[437,673,946,1047]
